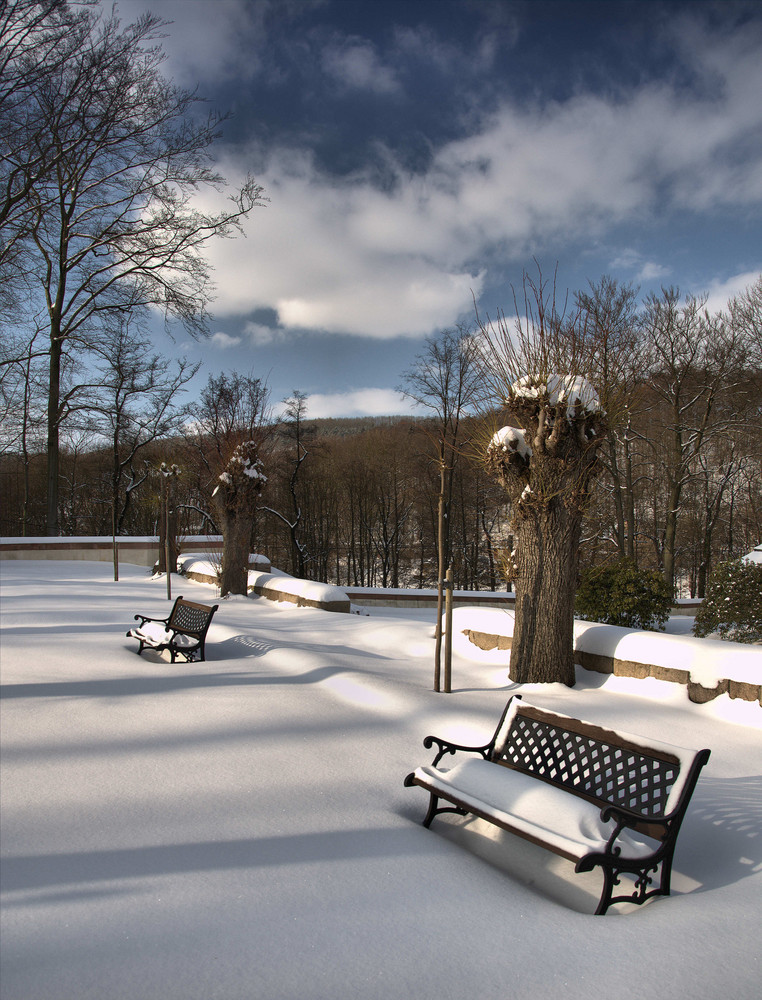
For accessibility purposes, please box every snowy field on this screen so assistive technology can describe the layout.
[1,560,760,1000]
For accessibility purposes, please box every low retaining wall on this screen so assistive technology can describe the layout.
[179,557,350,614]
[0,536,240,569]
[348,588,701,616]
[347,588,517,610]
[249,581,350,614]
[248,572,351,614]
[464,629,761,705]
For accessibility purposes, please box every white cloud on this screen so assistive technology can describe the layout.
[321,38,400,94]
[211,331,242,349]
[704,270,762,315]
[637,262,671,282]
[200,12,762,340]
[110,0,263,87]
[203,152,486,337]
[290,388,421,420]
[243,322,286,346]
[610,250,671,284]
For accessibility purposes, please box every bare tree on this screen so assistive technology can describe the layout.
[81,318,199,532]
[185,370,271,533]
[399,326,480,691]
[0,324,47,532]
[728,274,762,365]
[5,5,264,534]
[576,276,643,561]
[0,0,96,298]
[641,288,750,592]
[477,267,609,687]
[263,391,312,577]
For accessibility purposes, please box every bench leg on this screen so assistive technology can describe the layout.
[595,866,616,916]
[423,793,439,828]
[592,858,667,915]
[422,793,470,829]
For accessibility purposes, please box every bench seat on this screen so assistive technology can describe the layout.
[411,758,658,863]
[127,621,198,651]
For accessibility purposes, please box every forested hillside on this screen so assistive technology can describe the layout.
[2,363,759,597]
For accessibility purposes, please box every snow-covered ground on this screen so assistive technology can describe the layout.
[1,560,760,1000]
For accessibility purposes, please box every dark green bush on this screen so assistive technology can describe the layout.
[575,559,672,631]
[693,559,762,643]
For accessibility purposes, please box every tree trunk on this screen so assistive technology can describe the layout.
[607,432,627,558]
[623,430,636,561]
[434,453,446,691]
[219,510,251,597]
[46,336,62,536]
[509,499,579,687]
[662,475,681,595]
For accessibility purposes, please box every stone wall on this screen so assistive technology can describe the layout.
[463,630,761,705]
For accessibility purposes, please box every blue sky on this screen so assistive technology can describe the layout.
[113,0,762,418]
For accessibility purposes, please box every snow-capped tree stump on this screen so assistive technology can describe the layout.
[212,441,267,597]
[486,375,608,686]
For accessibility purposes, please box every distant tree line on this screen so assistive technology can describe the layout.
[1,273,760,599]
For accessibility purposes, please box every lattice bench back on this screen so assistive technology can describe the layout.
[169,599,216,636]
[492,703,682,823]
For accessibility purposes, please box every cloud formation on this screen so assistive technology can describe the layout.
[704,270,762,315]
[198,9,762,340]
[211,331,242,349]
[321,37,401,94]
[109,0,761,408]
[290,388,419,420]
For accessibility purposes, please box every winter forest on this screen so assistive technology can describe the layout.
[3,274,761,599]
[1,2,761,600]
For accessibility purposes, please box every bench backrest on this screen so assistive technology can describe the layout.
[490,699,708,832]
[167,597,218,637]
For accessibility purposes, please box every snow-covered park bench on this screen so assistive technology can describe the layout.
[404,696,710,914]
[127,596,219,663]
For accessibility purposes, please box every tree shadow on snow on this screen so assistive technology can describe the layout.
[2,827,431,896]
[0,663,359,700]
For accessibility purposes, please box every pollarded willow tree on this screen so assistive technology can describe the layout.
[477,269,614,686]
[212,441,267,597]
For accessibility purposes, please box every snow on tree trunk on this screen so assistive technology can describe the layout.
[212,441,267,597]
[486,375,607,686]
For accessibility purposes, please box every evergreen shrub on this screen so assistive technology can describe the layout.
[693,559,762,643]
[575,559,671,631]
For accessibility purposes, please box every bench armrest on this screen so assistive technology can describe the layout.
[600,802,669,828]
[134,613,170,626]
[423,734,493,768]
[598,803,669,856]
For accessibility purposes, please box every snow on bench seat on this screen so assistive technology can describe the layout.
[411,758,658,862]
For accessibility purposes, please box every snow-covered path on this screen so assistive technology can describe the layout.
[1,562,760,1000]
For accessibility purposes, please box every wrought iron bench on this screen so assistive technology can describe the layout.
[404,696,710,914]
[127,596,219,663]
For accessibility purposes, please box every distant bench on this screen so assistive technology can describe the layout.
[127,596,218,663]
[404,696,710,914]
